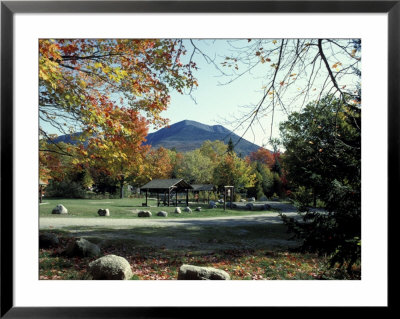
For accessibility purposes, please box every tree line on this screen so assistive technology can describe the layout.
[40,138,285,201]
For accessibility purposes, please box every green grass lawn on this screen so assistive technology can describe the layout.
[40,197,278,218]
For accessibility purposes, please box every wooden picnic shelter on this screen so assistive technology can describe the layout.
[140,179,193,207]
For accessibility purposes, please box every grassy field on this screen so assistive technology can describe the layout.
[40,197,278,218]
[39,197,360,280]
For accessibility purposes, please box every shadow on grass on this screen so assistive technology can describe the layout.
[42,221,299,254]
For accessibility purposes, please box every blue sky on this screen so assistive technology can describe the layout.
[153,39,287,148]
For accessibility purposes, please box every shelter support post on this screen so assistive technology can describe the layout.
[224,190,226,211]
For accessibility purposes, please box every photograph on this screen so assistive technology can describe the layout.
[38,38,361,281]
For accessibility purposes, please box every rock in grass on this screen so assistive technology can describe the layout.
[52,204,68,214]
[177,264,230,280]
[39,232,59,248]
[138,210,152,217]
[175,207,181,214]
[195,207,201,212]
[184,206,192,213]
[64,238,101,257]
[251,204,267,211]
[89,255,132,280]
[157,211,168,217]
[98,208,110,216]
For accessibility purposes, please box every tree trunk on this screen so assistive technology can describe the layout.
[119,177,125,199]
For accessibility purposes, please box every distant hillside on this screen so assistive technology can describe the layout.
[145,120,261,156]
[48,132,83,144]
[47,120,264,156]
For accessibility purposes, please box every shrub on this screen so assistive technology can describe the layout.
[45,180,86,198]
[234,193,241,202]
[209,192,217,201]
[292,186,313,212]
[257,190,266,201]
[271,193,280,201]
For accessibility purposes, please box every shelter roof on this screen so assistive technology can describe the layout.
[140,179,192,190]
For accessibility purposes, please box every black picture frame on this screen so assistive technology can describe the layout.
[1,1,395,317]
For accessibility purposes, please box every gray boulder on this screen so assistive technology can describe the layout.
[39,232,59,248]
[249,204,267,211]
[226,202,237,208]
[89,255,132,280]
[195,207,202,212]
[174,207,181,214]
[184,206,192,213]
[98,208,110,216]
[64,238,101,257]
[138,210,152,217]
[157,211,168,217]
[249,197,256,202]
[178,264,230,280]
[52,204,68,214]
[208,201,217,208]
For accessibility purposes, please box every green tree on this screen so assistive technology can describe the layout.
[279,95,361,272]
[176,149,214,184]
[199,140,228,162]
[252,161,274,198]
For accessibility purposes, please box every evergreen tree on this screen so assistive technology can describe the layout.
[227,138,235,154]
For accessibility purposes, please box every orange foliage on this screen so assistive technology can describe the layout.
[249,147,274,168]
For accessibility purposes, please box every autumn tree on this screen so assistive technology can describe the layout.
[39,39,198,195]
[84,118,149,198]
[249,147,274,168]
[39,139,96,198]
[132,147,173,187]
[213,153,256,192]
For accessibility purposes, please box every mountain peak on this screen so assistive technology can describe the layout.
[145,120,260,155]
